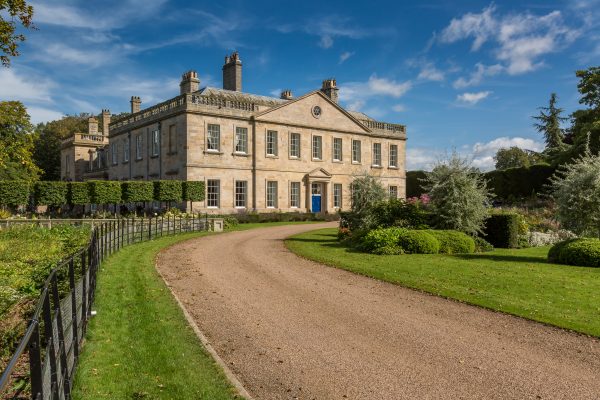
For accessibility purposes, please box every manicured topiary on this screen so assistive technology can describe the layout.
[548,238,600,268]
[182,181,205,202]
[360,227,405,255]
[483,213,520,248]
[474,237,494,253]
[0,181,31,206]
[397,230,440,254]
[34,181,67,206]
[406,170,428,198]
[121,181,154,203]
[88,180,122,204]
[154,180,182,202]
[68,182,91,205]
[426,230,475,254]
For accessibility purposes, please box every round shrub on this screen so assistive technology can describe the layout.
[548,238,600,268]
[397,230,440,254]
[360,227,405,255]
[426,230,475,254]
[474,237,494,253]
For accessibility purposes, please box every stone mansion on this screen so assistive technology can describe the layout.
[61,52,407,213]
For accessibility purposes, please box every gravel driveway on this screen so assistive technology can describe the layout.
[156,223,600,400]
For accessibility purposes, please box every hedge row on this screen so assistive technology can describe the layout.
[483,213,520,249]
[548,238,600,268]
[0,180,206,207]
[407,164,557,202]
[360,227,476,255]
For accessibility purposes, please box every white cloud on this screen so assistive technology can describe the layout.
[269,88,282,98]
[392,104,406,112]
[92,75,180,106]
[339,51,355,63]
[27,107,65,124]
[339,75,411,112]
[456,91,492,105]
[417,63,445,81]
[471,136,545,170]
[407,147,441,171]
[453,63,503,88]
[347,100,365,111]
[0,68,55,103]
[439,4,579,76]
[319,35,334,49]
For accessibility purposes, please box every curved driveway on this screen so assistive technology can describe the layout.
[157,223,600,399]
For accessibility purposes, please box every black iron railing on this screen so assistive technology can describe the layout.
[0,215,214,400]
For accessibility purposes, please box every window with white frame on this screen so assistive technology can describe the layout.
[207,179,220,207]
[266,130,278,156]
[135,134,143,160]
[266,181,278,208]
[389,144,398,167]
[352,140,361,163]
[151,130,159,156]
[111,143,118,165]
[168,125,177,154]
[389,185,398,199]
[333,138,342,161]
[333,183,342,208]
[372,143,382,166]
[235,180,247,208]
[290,132,301,158]
[290,182,300,208]
[207,124,220,151]
[312,135,322,160]
[124,137,130,162]
[235,127,248,153]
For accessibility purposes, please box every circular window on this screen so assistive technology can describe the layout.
[312,105,322,119]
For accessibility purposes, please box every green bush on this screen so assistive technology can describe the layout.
[88,180,122,204]
[0,181,31,206]
[406,170,428,198]
[154,180,183,202]
[483,213,520,248]
[474,237,494,252]
[34,181,67,206]
[182,181,205,202]
[121,181,154,203]
[485,164,555,202]
[370,198,432,229]
[397,230,440,254]
[426,230,475,254]
[360,227,405,255]
[548,238,600,268]
[68,182,91,205]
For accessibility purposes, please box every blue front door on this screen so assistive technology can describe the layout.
[312,195,321,212]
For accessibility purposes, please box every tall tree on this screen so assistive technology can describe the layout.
[0,101,40,180]
[576,66,600,109]
[533,93,568,151]
[494,147,541,170]
[0,0,34,67]
[33,115,89,180]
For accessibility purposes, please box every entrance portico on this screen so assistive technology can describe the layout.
[305,168,331,213]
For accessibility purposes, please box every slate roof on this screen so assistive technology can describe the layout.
[197,87,287,107]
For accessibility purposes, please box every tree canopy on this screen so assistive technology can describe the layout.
[494,147,541,170]
[0,101,39,180]
[0,0,34,67]
[533,93,567,152]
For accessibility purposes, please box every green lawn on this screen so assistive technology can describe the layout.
[72,221,319,399]
[286,228,600,337]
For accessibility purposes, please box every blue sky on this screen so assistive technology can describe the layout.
[1,0,599,170]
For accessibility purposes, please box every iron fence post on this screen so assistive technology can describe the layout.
[28,321,43,400]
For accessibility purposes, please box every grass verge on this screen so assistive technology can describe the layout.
[286,228,600,337]
[71,231,241,400]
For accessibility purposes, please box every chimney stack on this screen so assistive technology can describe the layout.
[320,79,339,104]
[130,96,141,114]
[280,89,293,100]
[180,70,200,94]
[88,117,99,135]
[222,51,242,92]
[101,109,111,136]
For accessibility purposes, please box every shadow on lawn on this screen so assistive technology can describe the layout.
[452,253,548,264]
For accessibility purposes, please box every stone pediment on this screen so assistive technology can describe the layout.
[307,167,332,180]
[254,91,371,134]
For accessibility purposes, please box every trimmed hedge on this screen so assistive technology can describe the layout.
[68,182,91,205]
[426,230,475,254]
[34,181,67,206]
[548,238,600,268]
[484,164,555,201]
[182,181,205,202]
[360,227,405,255]
[474,237,494,253]
[398,230,440,254]
[88,180,122,204]
[121,181,154,203]
[483,213,520,249]
[154,180,182,202]
[0,181,31,206]
[406,170,428,198]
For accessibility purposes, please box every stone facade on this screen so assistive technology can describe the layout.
[61,52,407,214]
